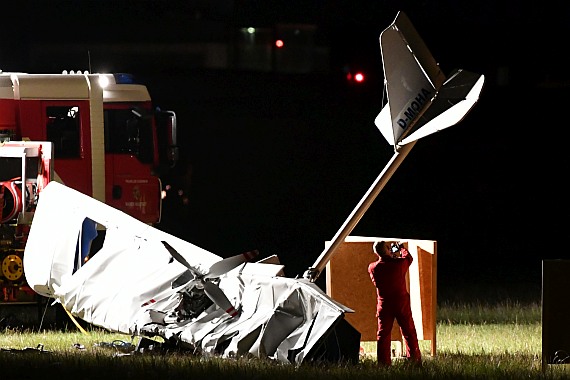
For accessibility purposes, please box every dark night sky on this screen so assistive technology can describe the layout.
[3,1,569,302]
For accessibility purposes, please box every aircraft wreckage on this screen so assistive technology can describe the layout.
[23,11,484,365]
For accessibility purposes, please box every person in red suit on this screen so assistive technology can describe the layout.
[368,240,422,366]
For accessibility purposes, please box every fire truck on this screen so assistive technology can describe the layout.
[0,71,178,308]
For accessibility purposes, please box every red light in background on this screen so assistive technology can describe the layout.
[342,65,368,86]
[345,67,366,84]
[275,39,284,48]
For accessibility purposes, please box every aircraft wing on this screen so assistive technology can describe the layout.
[23,181,221,333]
[23,181,355,365]
[375,11,484,148]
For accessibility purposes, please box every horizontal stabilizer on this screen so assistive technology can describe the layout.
[398,69,485,145]
[375,103,393,145]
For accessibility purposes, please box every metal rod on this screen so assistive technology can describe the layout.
[304,140,417,282]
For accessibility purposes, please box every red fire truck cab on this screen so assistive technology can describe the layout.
[1,71,178,224]
[0,71,178,305]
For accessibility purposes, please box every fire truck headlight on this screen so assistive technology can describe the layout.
[98,75,110,88]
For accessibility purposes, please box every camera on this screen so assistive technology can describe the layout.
[390,242,401,255]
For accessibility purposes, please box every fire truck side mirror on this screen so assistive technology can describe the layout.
[156,109,179,168]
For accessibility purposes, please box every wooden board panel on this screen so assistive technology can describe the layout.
[326,236,437,356]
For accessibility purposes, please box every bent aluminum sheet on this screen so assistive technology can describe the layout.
[23,181,352,365]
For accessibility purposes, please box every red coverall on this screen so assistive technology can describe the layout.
[368,246,421,366]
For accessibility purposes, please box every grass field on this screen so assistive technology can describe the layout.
[2,300,569,379]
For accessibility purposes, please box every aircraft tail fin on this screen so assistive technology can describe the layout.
[375,11,484,148]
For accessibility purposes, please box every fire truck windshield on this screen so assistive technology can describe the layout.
[104,108,154,164]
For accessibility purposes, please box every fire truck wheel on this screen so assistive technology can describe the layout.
[1,254,24,282]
